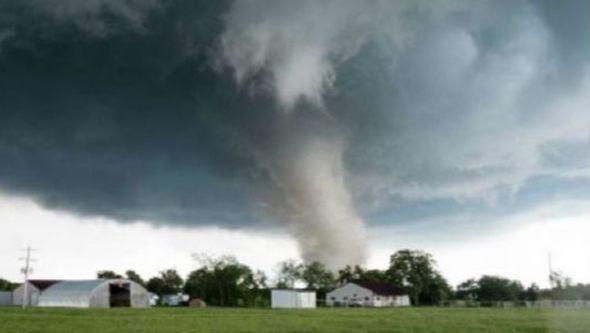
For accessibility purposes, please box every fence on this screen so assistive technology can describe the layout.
[442,300,590,308]
[525,300,590,308]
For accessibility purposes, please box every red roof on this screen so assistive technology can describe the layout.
[352,281,405,296]
[28,280,62,291]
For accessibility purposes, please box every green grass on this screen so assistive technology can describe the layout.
[0,307,588,333]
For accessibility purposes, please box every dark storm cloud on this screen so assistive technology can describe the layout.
[0,0,267,225]
[0,0,588,249]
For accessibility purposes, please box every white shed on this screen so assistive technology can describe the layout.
[326,281,410,307]
[271,289,316,309]
[38,279,150,308]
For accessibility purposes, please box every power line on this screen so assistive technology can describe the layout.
[19,246,37,309]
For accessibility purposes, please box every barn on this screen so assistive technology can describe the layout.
[326,281,410,307]
[271,289,316,309]
[12,280,61,306]
[38,279,150,308]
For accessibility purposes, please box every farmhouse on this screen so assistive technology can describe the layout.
[271,289,316,309]
[37,279,150,308]
[12,279,61,306]
[326,281,410,307]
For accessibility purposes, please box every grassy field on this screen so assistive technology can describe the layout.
[0,307,588,333]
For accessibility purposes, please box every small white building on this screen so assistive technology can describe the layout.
[326,281,410,307]
[161,293,189,306]
[271,289,316,309]
[149,292,159,306]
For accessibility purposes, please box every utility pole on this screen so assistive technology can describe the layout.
[548,251,563,289]
[19,246,37,309]
[548,252,553,288]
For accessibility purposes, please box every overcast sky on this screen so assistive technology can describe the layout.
[1,0,588,287]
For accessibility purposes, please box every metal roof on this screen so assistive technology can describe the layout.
[351,281,406,296]
[38,279,108,307]
[42,279,106,294]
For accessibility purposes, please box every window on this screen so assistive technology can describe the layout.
[376,296,380,301]
[330,297,335,300]
[343,296,348,300]
[364,297,369,301]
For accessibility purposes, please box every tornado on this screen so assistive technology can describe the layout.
[267,132,367,269]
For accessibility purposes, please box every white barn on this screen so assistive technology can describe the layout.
[38,279,150,308]
[326,281,410,307]
[12,280,61,307]
[271,289,316,309]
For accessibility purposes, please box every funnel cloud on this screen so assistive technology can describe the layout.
[262,131,367,268]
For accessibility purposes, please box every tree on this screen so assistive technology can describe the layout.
[276,260,303,288]
[184,256,262,307]
[0,278,16,291]
[125,270,145,286]
[97,270,122,279]
[275,260,336,297]
[300,262,335,298]
[456,278,478,300]
[146,277,166,297]
[337,265,364,284]
[456,275,526,304]
[146,269,183,297]
[386,249,451,305]
[424,273,453,304]
[524,283,539,301]
[359,269,388,284]
[476,275,524,304]
[253,270,268,290]
[160,269,184,294]
[337,265,387,285]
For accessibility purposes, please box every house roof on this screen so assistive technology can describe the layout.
[271,289,315,292]
[352,281,405,296]
[28,280,62,291]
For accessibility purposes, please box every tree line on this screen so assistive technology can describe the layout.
[1,249,588,307]
[89,249,590,306]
